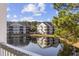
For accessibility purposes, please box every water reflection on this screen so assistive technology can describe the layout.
[7,36,79,56]
[37,37,60,48]
[7,36,31,46]
[58,43,79,56]
[7,36,60,48]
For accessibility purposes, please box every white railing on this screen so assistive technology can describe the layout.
[0,43,41,56]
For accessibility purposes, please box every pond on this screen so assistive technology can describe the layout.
[7,36,79,56]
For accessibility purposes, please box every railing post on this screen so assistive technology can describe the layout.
[0,43,41,56]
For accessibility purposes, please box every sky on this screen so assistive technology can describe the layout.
[7,3,57,22]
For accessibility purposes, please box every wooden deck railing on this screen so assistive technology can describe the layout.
[0,43,41,56]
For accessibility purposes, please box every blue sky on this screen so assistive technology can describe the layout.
[7,3,57,22]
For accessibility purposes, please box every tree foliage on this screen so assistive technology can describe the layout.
[57,43,73,56]
[52,3,79,42]
[53,3,79,11]
[30,21,37,32]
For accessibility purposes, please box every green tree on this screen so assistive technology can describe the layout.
[57,43,73,56]
[30,21,37,32]
[52,3,79,43]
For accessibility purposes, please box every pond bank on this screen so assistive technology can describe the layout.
[30,34,54,37]
[30,34,79,49]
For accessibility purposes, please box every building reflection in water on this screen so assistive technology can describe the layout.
[7,36,31,46]
[7,35,79,56]
[7,35,60,48]
[37,37,60,48]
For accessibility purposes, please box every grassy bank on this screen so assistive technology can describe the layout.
[30,34,54,37]
[30,34,79,48]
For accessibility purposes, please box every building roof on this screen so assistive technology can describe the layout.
[7,21,31,28]
[37,22,54,28]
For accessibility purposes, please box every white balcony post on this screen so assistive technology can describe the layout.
[0,4,7,43]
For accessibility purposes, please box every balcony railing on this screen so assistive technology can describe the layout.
[0,43,41,56]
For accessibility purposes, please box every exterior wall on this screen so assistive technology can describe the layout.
[45,23,54,34]
[37,23,54,34]
[37,23,48,34]
[0,4,7,43]
[48,25,54,34]
[7,22,31,44]
[8,23,27,34]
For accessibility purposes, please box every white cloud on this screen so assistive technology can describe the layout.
[21,4,36,13]
[20,17,36,22]
[7,8,10,11]
[7,15,36,22]
[7,17,51,22]
[47,18,51,21]
[8,19,19,22]
[21,3,46,16]
[34,13,42,16]
[38,3,45,12]
[37,18,51,22]
[7,14,10,18]
[38,20,43,22]
[13,15,17,18]
[11,19,18,22]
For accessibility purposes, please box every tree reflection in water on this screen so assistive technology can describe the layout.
[8,36,60,48]
[7,36,79,56]
[58,43,79,56]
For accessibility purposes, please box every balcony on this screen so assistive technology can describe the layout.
[0,4,41,56]
[0,43,41,56]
